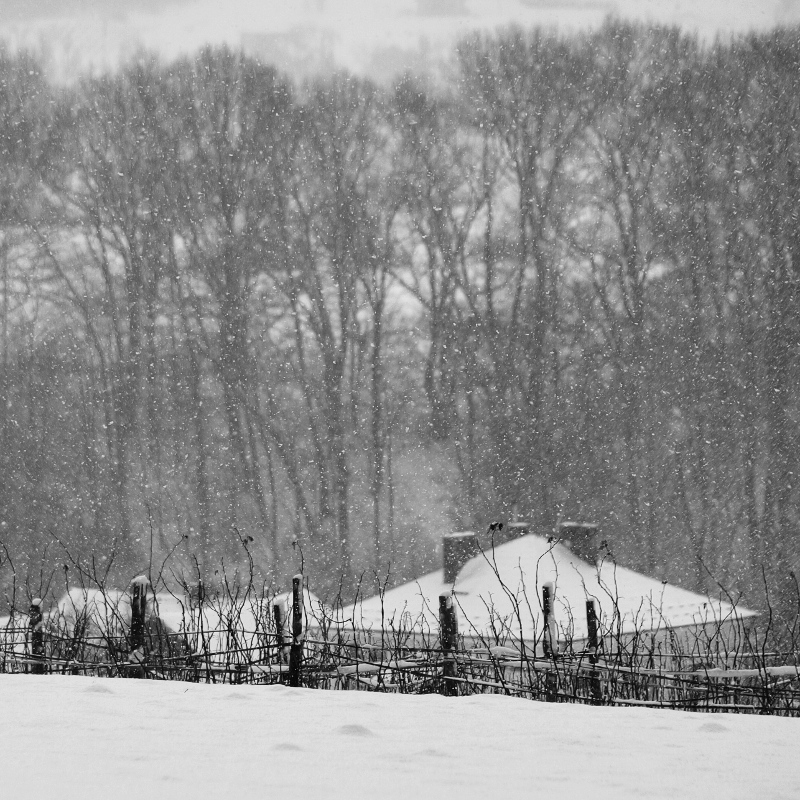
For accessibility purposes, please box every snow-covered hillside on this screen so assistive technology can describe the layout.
[2,674,797,799]
[0,0,789,83]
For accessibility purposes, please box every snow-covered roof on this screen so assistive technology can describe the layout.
[1,583,326,630]
[349,534,758,645]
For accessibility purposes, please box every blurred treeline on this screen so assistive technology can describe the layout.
[0,21,799,610]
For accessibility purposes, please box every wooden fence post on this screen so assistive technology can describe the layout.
[29,598,44,675]
[542,583,558,658]
[586,599,602,704]
[439,592,458,696]
[128,575,148,678]
[273,599,287,666]
[194,580,210,684]
[542,583,558,702]
[288,574,303,688]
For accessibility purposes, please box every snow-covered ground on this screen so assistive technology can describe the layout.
[2,674,797,799]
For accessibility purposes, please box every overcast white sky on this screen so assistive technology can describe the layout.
[0,0,793,82]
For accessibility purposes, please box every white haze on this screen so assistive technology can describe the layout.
[0,0,791,83]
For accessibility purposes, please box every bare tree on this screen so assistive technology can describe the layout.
[456,28,600,526]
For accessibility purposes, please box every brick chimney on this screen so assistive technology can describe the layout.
[487,521,529,548]
[443,531,480,583]
[556,521,601,564]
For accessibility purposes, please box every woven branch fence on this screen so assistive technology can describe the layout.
[2,574,799,716]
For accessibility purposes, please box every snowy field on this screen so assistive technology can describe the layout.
[2,675,798,799]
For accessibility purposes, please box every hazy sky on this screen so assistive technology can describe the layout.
[0,0,792,82]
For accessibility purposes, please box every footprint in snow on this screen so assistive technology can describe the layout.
[418,748,452,758]
[699,721,729,733]
[277,688,305,698]
[84,683,113,694]
[338,724,375,737]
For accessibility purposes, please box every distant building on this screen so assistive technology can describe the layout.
[347,523,758,654]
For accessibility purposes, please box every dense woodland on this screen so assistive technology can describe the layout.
[0,21,799,613]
